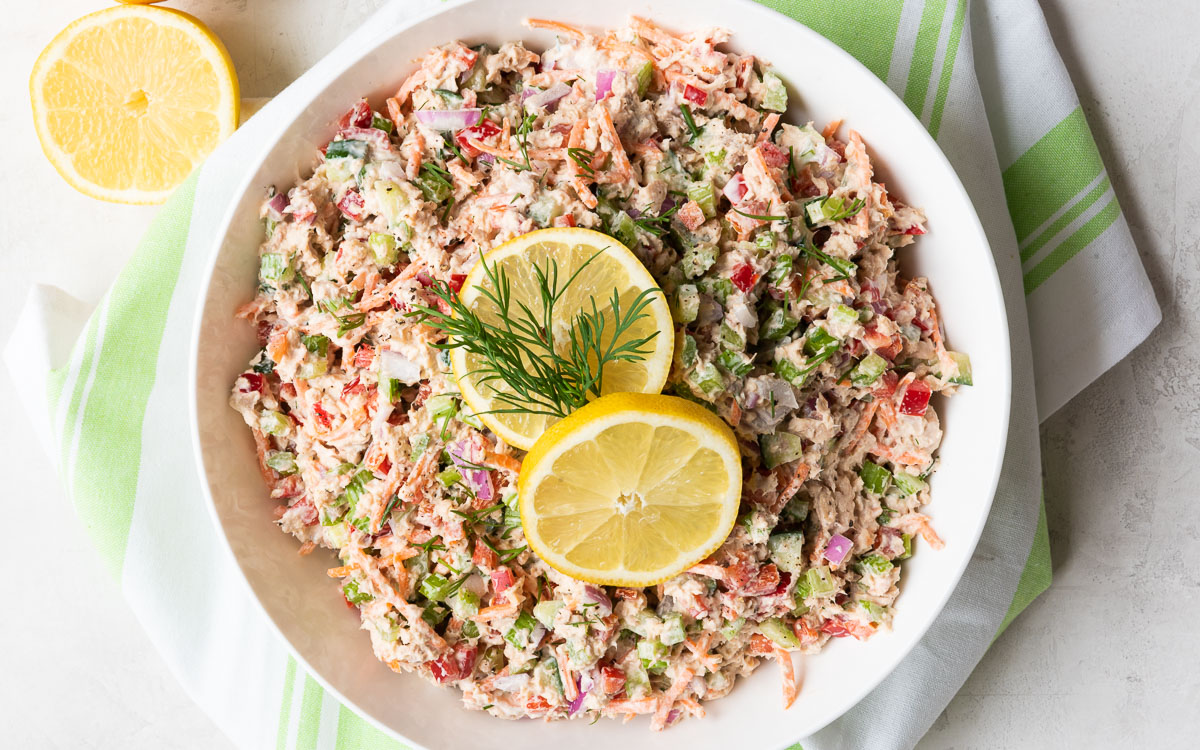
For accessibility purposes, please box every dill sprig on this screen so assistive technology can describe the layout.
[680,103,701,143]
[495,107,537,172]
[800,238,858,282]
[410,251,662,419]
[566,147,596,175]
[632,203,679,237]
[824,197,866,222]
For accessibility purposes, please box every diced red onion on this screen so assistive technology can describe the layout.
[526,82,571,110]
[824,534,853,565]
[581,585,612,616]
[449,441,494,501]
[477,153,495,165]
[568,676,589,715]
[743,391,761,410]
[414,108,482,131]
[463,574,488,597]
[379,350,421,385]
[338,126,393,150]
[626,207,642,219]
[595,69,616,100]
[696,295,724,326]
[265,192,289,221]
[727,301,756,329]
[521,87,538,101]
[660,195,679,214]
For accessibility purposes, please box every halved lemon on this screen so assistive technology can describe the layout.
[29,5,239,204]
[519,393,742,587]
[450,228,674,451]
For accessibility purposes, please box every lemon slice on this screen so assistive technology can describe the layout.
[519,393,742,586]
[450,228,673,451]
[29,5,239,204]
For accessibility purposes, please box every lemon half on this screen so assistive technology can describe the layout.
[29,5,239,204]
[519,393,742,587]
[450,228,674,451]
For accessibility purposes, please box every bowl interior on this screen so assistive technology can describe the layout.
[192,1,1010,746]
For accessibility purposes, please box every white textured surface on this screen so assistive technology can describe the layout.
[0,1,1195,747]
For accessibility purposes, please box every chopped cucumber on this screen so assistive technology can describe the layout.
[265,451,297,475]
[760,432,803,469]
[857,553,893,576]
[533,600,563,629]
[893,470,927,496]
[504,612,539,648]
[849,353,888,386]
[610,210,638,248]
[767,532,807,574]
[673,283,700,323]
[259,411,290,436]
[717,349,753,377]
[859,460,893,495]
[374,180,408,224]
[805,565,837,597]
[681,243,718,278]
[760,71,788,113]
[759,617,800,649]
[660,614,687,646]
[719,322,746,350]
[259,253,292,284]
[368,232,399,267]
[945,351,973,386]
[687,181,717,219]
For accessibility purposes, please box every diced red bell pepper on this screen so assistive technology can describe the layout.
[731,263,759,293]
[899,379,932,416]
[873,371,899,399]
[490,566,515,593]
[337,190,365,221]
[472,539,499,568]
[683,84,708,106]
[677,200,706,231]
[552,214,576,228]
[758,141,789,168]
[239,372,264,393]
[820,617,854,638]
[747,633,775,655]
[312,403,333,430]
[526,696,552,712]
[338,99,373,130]
[598,665,627,695]
[429,643,476,684]
[455,119,502,158]
[723,172,748,204]
[902,225,926,235]
[416,271,436,287]
[792,618,820,647]
[448,274,468,293]
[353,344,375,369]
[341,377,364,398]
[292,498,319,526]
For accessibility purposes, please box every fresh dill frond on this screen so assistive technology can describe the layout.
[632,203,679,237]
[680,103,701,143]
[410,251,661,418]
[495,106,537,172]
[566,147,596,175]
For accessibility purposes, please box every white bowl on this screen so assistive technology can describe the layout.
[190,0,1011,746]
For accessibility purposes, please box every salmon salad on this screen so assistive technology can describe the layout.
[229,17,972,730]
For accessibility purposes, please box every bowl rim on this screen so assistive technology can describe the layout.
[188,0,1013,744]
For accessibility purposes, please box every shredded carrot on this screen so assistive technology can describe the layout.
[598,108,633,178]
[684,634,720,672]
[405,129,425,181]
[774,645,798,709]
[394,69,427,108]
[297,541,316,556]
[842,399,881,452]
[605,697,659,715]
[822,118,843,141]
[757,112,780,143]
[326,564,360,578]
[650,667,696,731]
[525,18,587,38]
[482,449,523,474]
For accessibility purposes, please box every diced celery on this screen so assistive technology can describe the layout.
[409,433,429,460]
[759,617,801,649]
[774,356,807,387]
[755,232,776,253]
[370,113,393,133]
[760,432,803,470]
[681,243,718,278]
[689,362,723,395]
[505,612,540,648]
[767,532,807,573]
[946,351,973,386]
[760,71,788,112]
[325,139,368,160]
[436,468,462,488]
[461,620,480,639]
[760,305,798,341]
[687,181,716,218]
[458,409,484,430]
[635,61,654,97]
[717,349,753,376]
[720,617,745,640]
[805,195,856,226]
[266,451,297,475]
[301,334,329,357]
[421,602,449,628]
[416,169,452,203]
[628,610,661,638]
[450,588,480,618]
[660,614,686,646]
[324,521,350,547]
[899,534,913,560]
[700,277,735,303]
[858,600,886,622]
[259,253,292,284]
[624,659,650,698]
[636,639,669,672]
[379,377,401,403]
[533,600,563,629]
[781,499,810,526]
[805,565,837,597]
[804,326,839,357]
[368,232,399,267]
[259,411,290,436]
[296,359,327,379]
[680,334,698,369]
[849,353,888,386]
[342,580,373,605]
[719,322,746,350]
[673,284,699,323]
[420,573,451,602]
[427,393,458,421]
[828,304,858,328]
[374,180,408,224]
[767,254,793,286]
[610,210,638,248]
[893,470,928,496]
[859,460,893,494]
[857,554,894,576]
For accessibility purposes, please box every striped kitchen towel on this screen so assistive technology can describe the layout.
[4,0,1155,748]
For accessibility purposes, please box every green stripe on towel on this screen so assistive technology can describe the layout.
[927,0,967,139]
[757,0,903,81]
[1023,196,1120,294]
[902,0,949,116]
